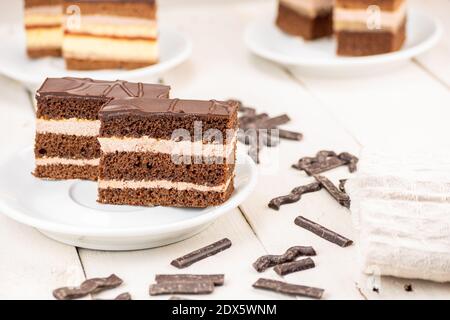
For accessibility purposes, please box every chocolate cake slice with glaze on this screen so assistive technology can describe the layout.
[98,98,238,208]
[34,77,170,180]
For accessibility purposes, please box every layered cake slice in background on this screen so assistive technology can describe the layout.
[63,0,160,70]
[335,0,407,56]
[34,77,170,180]
[98,98,238,208]
[276,0,333,40]
[24,0,63,58]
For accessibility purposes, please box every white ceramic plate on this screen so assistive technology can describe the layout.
[0,24,192,89]
[0,147,257,251]
[244,10,442,76]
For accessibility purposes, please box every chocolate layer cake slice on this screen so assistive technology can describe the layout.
[276,0,333,40]
[63,0,160,70]
[34,77,170,181]
[98,98,239,208]
[335,0,407,56]
[24,0,63,58]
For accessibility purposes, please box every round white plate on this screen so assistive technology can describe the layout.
[0,24,192,89]
[244,10,442,76]
[0,147,257,251]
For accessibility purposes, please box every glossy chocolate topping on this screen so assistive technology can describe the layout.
[37,77,170,100]
[100,98,238,119]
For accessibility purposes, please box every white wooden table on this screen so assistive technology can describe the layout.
[0,0,449,300]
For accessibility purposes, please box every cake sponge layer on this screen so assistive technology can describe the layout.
[34,164,98,181]
[35,133,101,160]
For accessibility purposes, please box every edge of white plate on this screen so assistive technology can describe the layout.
[244,10,443,67]
[0,149,257,238]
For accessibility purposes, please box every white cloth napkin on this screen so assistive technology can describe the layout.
[346,149,450,282]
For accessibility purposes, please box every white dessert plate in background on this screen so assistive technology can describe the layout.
[0,147,257,251]
[0,24,192,90]
[244,10,442,77]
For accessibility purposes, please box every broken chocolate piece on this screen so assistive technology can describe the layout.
[274,257,316,276]
[155,274,225,286]
[339,179,347,193]
[149,282,214,296]
[171,238,232,269]
[314,175,351,208]
[295,216,353,247]
[53,274,123,300]
[253,246,316,272]
[293,150,359,175]
[253,278,324,299]
[278,129,303,141]
[268,182,322,210]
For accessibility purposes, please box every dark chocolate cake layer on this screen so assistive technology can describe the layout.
[99,98,238,141]
[34,164,98,181]
[35,133,100,159]
[25,0,61,7]
[335,0,404,11]
[65,58,157,71]
[337,21,406,56]
[99,152,235,185]
[27,48,62,59]
[98,182,235,208]
[276,3,332,40]
[63,1,156,19]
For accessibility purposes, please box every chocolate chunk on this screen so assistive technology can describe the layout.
[268,182,322,210]
[53,274,123,300]
[253,278,324,299]
[149,282,214,296]
[295,216,353,248]
[314,175,351,208]
[404,284,413,292]
[293,150,359,175]
[278,129,303,141]
[171,238,232,269]
[339,179,347,193]
[155,274,225,286]
[253,246,316,272]
[274,257,316,276]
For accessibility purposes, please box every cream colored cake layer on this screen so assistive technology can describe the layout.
[98,176,233,193]
[280,0,333,18]
[334,1,407,32]
[98,133,237,158]
[36,118,100,137]
[25,5,62,27]
[36,157,100,166]
[63,35,158,62]
[26,27,62,49]
[65,15,158,39]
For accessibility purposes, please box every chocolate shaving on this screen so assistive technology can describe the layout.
[53,274,123,300]
[295,216,353,248]
[279,129,303,141]
[96,292,132,300]
[314,175,351,208]
[253,246,316,272]
[339,179,347,193]
[293,150,359,175]
[253,278,324,299]
[155,274,225,286]
[171,238,232,269]
[259,114,291,128]
[274,257,316,276]
[404,284,413,292]
[149,282,214,296]
[268,182,322,210]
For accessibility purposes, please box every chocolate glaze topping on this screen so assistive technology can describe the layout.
[99,98,239,119]
[36,77,170,100]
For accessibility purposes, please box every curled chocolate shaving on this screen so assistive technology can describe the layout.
[155,274,225,286]
[171,238,232,269]
[53,274,123,300]
[253,278,324,299]
[294,216,353,248]
[268,182,322,210]
[274,257,316,276]
[149,282,214,296]
[314,175,351,208]
[293,150,359,175]
[338,152,359,173]
[253,246,316,272]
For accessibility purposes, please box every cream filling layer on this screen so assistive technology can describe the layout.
[98,133,237,159]
[26,27,62,49]
[98,176,233,193]
[63,35,159,62]
[36,157,99,166]
[25,6,62,26]
[65,15,158,39]
[280,0,333,18]
[334,2,407,32]
[36,118,100,137]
